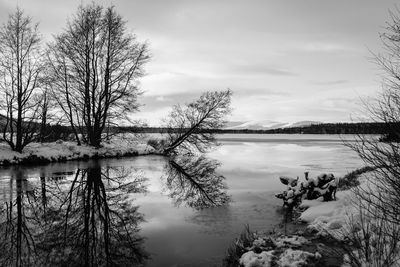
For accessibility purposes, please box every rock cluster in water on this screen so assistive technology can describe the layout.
[275,172,339,208]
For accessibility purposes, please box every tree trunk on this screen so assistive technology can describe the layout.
[40,107,47,143]
[15,110,23,153]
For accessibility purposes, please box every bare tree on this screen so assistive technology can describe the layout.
[47,4,149,147]
[337,202,400,267]
[35,72,70,143]
[163,89,232,155]
[346,8,400,246]
[38,89,49,143]
[0,9,43,152]
[34,84,56,143]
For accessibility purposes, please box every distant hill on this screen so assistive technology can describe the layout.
[224,120,321,130]
[0,114,15,129]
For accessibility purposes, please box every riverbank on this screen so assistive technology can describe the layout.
[0,134,157,166]
[228,169,376,267]
[226,214,345,267]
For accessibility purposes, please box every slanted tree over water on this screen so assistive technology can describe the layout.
[0,8,43,152]
[48,4,149,147]
[163,89,232,155]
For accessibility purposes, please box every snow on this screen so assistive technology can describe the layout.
[239,251,274,267]
[298,176,373,239]
[299,172,400,266]
[226,120,287,130]
[277,249,317,267]
[253,237,269,247]
[224,120,321,130]
[240,170,399,266]
[0,133,155,165]
[299,174,372,228]
[279,176,298,187]
[299,191,353,227]
[236,230,328,267]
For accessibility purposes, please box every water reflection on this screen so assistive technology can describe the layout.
[0,163,148,267]
[0,156,231,266]
[163,155,231,210]
[0,168,37,266]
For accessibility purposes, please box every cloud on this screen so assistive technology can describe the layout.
[300,42,355,53]
[155,95,172,102]
[227,63,297,76]
[310,79,349,85]
[1,0,390,125]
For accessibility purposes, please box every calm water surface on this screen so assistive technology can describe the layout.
[0,134,364,266]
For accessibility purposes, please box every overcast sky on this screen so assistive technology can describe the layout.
[0,0,398,125]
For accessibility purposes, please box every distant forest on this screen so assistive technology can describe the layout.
[119,122,387,135]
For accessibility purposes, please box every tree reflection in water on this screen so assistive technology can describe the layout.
[0,156,231,266]
[0,162,149,267]
[163,155,231,209]
[0,168,38,266]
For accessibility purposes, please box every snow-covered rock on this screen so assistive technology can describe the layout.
[277,249,318,267]
[299,172,400,266]
[232,231,325,267]
[239,251,274,267]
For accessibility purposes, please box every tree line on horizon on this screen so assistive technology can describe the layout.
[118,121,388,135]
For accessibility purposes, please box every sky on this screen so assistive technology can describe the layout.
[0,0,398,125]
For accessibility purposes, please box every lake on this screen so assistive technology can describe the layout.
[0,134,364,266]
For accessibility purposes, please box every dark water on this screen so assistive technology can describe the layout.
[0,134,364,266]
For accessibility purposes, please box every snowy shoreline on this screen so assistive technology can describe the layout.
[0,137,158,166]
[235,172,373,267]
[234,213,344,267]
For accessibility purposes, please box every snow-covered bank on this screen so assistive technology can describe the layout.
[0,135,156,166]
[299,190,354,238]
[299,173,400,266]
[229,170,387,267]
[236,232,324,267]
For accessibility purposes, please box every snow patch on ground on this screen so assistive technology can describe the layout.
[277,249,318,267]
[298,176,381,240]
[298,172,400,266]
[299,190,355,238]
[236,233,322,267]
[239,251,274,267]
[0,133,155,165]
